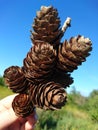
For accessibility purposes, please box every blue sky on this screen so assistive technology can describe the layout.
[0,0,98,96]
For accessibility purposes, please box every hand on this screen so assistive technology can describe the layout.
[0,94,37,130]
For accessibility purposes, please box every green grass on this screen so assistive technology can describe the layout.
[0,85,13,99]
[56,106,98,130]
[35,105,98,130]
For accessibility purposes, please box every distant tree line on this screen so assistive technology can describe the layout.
[0,76,5,86]
[68,87,98,123]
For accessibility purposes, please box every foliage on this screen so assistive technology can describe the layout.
[0,76,5,86]
[85,90,98,123]
[35,87,98,130]
[0,85,13,99]
[67,87,87,109]
[35,105,98,130]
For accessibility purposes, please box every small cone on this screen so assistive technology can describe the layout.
[23,42,56,83]
[57,35,92,72]
[12,94,34,117]
[3,66,28,93]
[31,6,62,47]
[29,82,67,110]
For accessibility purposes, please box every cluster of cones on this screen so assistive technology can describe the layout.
[4,6,92,117]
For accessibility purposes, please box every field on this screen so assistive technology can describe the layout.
[0,85,98,130]
[35,106,98,130]
[0,85,13,99]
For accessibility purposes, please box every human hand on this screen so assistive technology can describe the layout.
[0,94,37,130]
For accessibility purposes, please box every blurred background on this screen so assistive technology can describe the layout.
[0,0,98,129]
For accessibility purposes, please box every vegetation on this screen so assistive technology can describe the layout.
[0,77,98,130]
[0,85,13,99]
[0,76,5,86]
[34,87,98,130]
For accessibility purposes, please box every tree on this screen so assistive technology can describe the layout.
[87,90,98,122]
[68,86,86,108]
[0,76,5,86]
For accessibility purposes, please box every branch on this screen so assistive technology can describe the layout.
[62,17,71,33]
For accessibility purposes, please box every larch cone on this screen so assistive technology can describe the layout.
[31,6,62,47]
[29,82,67,110]
[12,94,34,117]
[57,35,92,72]
[4,66,28,93]
[23,41,56,83]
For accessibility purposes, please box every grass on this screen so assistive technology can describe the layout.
[56,106,98,130]
[35,105,98,130]
[0,85,13,99]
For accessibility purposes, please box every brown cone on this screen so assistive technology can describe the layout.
[12,94,34,117]
[57,35,92,72]
[3,66,28,93]
[23,42,56,83]
[29,82,67,110]
[31,6,62,47]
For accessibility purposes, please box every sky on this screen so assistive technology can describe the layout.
[0,0,98,96]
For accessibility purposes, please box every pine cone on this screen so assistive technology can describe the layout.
[57,35,92,72]
[23,42,56,83]
[3,66,28,93]
[12,94,34,117]
[29,82,67,110]
[31,6,62,47]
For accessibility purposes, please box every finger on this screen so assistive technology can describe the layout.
[0,94,18,109]
[18,117,27,124]
[20,119,36,130]
[0,108,18,130]
[21,111,38,130]
[26,114,38,129]
[8,120,21,130]
[26,110,38,124]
